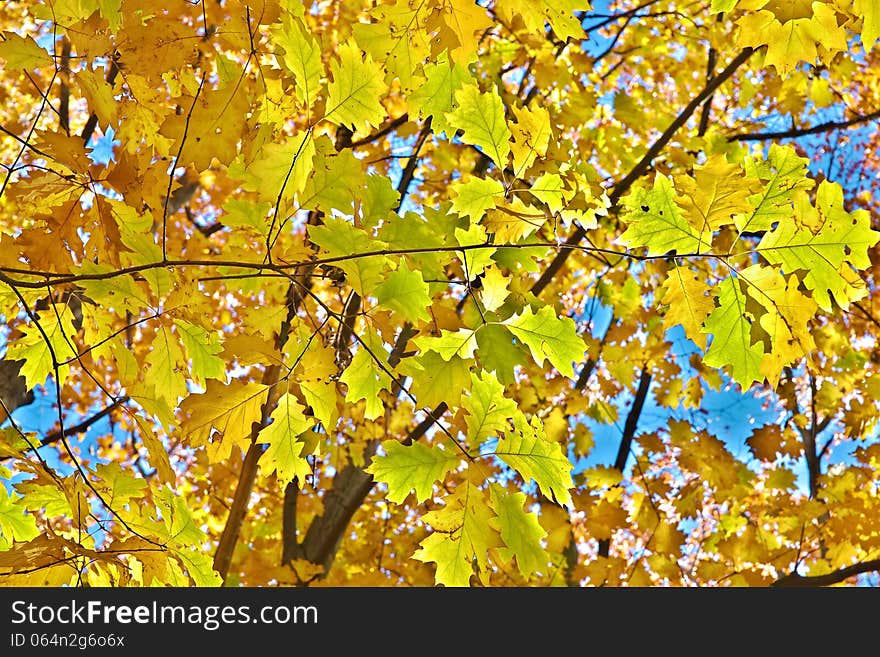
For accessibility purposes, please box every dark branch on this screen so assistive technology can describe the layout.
[531,47,754,296]
[0,396,129,462]
[728,108,880,142]
[773,559,880,587]
[598,367,652,558]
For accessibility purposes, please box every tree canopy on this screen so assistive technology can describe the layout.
[1,0,880,587]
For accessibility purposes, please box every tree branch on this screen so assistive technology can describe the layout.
[296,404,448,574]
[80,55,119,145]
[531,47,754,296]
[728,108,880,142]
[598,367,652,558]
[772,559,880,587]
[0,396,129,462]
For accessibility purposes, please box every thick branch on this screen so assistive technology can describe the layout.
[728,108,880,142]
[296,404,447,574]
[598,367,652,558]
[773,559,880,587]
[531,47,754,296]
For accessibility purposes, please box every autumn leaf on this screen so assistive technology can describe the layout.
[446,83,511,167]
[495,414,574,507]
[367,440,460,504]
[503,305,586,379]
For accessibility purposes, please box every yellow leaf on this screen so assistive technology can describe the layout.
[178,381,269,462]
[0,32,48,70]
[325,41,388,133]
[660,266,715,349]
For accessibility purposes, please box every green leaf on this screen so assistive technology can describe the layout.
[479,265,510,313]
[221,199,271,232]
[702,276,764,388]
[475,323,526,385]
[445,83,511,166]
[271,16,322,110]
[174,548,222,587]
[368,440,459,503]
[145,325,188,405]
[5,303,77,390]
[415,328,479,361]
[530,172,566,213]
[619,174,708,256]
[504,305,585,378]
[155,488,206,547]
[490,486,550,578]
[310,216,389,297]
[454,222,496,278]
[300,380,338,433]
[710,0,738,12]
[399,351,472,408]
[340,329,391,420]
[413,482,501,586]
[375,262,432,323]
[0,487,40,543]
[237,131,315,207]
[325,40,388,133]
[495,413,573,506]
[259,393,315,485]
[408,56,472,135]
[174,319,226,387]
[95,462,147,508]
[463,371,517,442]
[451,176,505,221]
[757,180,880,311]
[738,143,812,235]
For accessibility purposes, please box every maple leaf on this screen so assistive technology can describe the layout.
[415,328,480,361]
[271,16,322,111]
[478,266,510,313]
[463,371,518,442]
[174,319,226,387]
[504,305,586,379]
[353,0,433,91]
[5,304,78,390]
[399,351,472,408]
[146,325,188,405]
[407,55,472,135]
[619,174,709,256]
[310,216,389,297]
[675,154,756,238]
[702,277,764,388]
[510,105,552,175]
[259,393,316,486]
[737,144,812,236]
[0,488,40,543]
[340,329,391,420]
[758,180,880,310]
[495,414,574,506]
[0,32,48,70]
[178,381,269,462]
[367,440,460,504]
[855,0,880,50]
[451,176,505,221]
[433,0,493,64]
[660,266,715,350]
[490,486,550,578]
[375,262,432,323]
[446,83,511,167]
[324,41,388,133]
[413,481,500,586]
